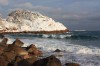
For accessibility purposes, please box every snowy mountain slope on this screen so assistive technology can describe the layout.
[0,19,18,32]
[0,10,68,33]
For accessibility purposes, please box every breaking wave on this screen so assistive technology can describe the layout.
[3,31,100,39]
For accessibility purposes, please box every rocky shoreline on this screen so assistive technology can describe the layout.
[0,38,80,66]
[0,29,69,34]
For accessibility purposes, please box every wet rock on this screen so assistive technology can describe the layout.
[4,44,17,52]
[5,44,28,56]
[0,57,8,66]
[0,40,29,66]
[0,47,3,54]
[8,55,31,66]
[3,44,29,64]
[7,55,31,66]
[26,56,38,64]
[12,38,24,47]
[0,38,8,54]
[8,56,30,66]
[0,38,39,66]
[65,63,80,66]
[54,49,62,52]
[1,50,16,62]
[0,38,8,45]
[32,55,62,66]
[15,59,31,66]
[0,45,6,54]
[12,55,37,66]
[26,44,42,56]
[23,54,30,59]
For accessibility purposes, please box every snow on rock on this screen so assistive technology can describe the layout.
[6,10,68,32]
[0,18,3,31]
[0,18,6,31]
[0,18,18,32]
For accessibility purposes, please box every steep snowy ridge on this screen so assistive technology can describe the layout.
[0,10,68,33]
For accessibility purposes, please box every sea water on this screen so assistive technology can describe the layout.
[0,31,100,66]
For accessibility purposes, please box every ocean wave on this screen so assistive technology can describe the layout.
[3,32,100,39]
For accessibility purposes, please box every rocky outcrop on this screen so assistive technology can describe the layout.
[32,55,62,66]
[0,38,40,66]
[12,38,24,47]
[26,57,38,64]
[5,44,28,56]
[26,44,42,56]
[0,38,8,54]
[0,10,69,34]
[9,56,32,66]
[54,49,62,52]
[0,38,81,66]
[0,57,8,66]
[0,38,8,45]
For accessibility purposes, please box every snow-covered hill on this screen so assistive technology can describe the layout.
[0,10,68,33]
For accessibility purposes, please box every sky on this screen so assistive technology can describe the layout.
[0,0,100,31]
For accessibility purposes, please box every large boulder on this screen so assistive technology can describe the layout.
[1,50,16,62]
[4,44,28,56]
[12,38,24,47]
[14,59,31,66]
[8,55,37,66]
[32,55,62,66]
[26,44,42,56]
[54,49,62,52]
[26,56,38,64]
[0,38,8,54]
[0,46,4,54]
[0,45,6,54]
[2,44,29,66]
[0,57,8,66]
[8,56,31,66]
[0,38,8,45]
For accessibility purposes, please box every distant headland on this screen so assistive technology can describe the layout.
[0,10,69,34]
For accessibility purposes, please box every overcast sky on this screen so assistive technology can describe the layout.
[0,0,100,31]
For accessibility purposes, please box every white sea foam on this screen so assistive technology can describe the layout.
[0,37,100,66]
[42,34,72,38]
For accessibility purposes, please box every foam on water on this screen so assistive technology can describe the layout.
[1,37,100,66]
[42,34,72,38]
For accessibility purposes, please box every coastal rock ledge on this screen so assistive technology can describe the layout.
[0,10,69,34]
